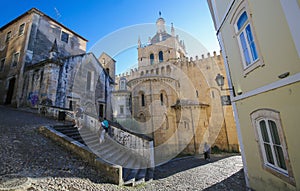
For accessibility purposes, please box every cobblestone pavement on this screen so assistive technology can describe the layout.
[0,106,247,190]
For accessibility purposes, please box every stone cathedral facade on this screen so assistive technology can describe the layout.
[112,16,239,159]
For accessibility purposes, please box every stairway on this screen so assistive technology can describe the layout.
[52,125,154,186]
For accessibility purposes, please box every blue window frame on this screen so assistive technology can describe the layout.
[236,11,258,67]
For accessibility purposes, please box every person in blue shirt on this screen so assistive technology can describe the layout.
[101,117,109,132]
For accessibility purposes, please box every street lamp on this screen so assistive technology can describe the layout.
[215,73,233,91]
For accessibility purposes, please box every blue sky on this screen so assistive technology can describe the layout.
[0,0,220,74]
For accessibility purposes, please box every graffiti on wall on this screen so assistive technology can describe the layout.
[28,92,39,106]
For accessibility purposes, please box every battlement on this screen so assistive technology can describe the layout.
[115,50,223,79]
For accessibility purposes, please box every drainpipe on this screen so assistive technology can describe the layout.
[217,33,250,188]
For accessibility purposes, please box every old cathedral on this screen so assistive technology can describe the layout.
[111,14,239,160]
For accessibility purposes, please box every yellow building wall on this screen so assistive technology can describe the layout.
[236,82,300,190]
[220,0,300,96]
[209,0,300,190]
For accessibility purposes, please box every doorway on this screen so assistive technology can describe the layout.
[99,104,104,119]
[5,77,16,104]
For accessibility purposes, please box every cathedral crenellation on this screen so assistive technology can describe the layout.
[115,50,223,83]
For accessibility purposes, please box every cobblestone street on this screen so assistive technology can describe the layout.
[0,106,247,190]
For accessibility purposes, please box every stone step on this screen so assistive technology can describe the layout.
[82,134,99,142]
[84,137,99,146]
[115,152,132,168]
[48,125,153,186]
[53,125,76,131]
[97,144,117,158]
[106,149,127,164]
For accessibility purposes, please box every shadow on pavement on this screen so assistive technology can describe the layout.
[203,169,247,191]
[154,154,237,180]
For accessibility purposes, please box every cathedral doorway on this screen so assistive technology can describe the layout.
[5,77,16,104]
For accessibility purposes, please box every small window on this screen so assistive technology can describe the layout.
[141,93,145,107]
[150,53,154,65]
[61,31,69,43]
[86,71,94,91]
[160,93,164,105]
[18,23,25,36]
[0,58,5,72]
[257,119,287,172]
[120,105,124,114]
[12,52,20,67]
[120,79,126,90]
[235,11,258,68]
[159,51,164,62]
[6,31,12,42]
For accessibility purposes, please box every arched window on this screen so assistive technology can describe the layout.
[160,93,164,105]
[161,67,165,75]
[166,65,171,75]
[150,53,154,65]
[159,51,163,62]
[235,11,258,67]
[250,109,293,181]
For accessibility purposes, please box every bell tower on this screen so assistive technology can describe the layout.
[137,13,187,68]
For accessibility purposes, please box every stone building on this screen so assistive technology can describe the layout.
[0,8,114,120]
[112,15,239,162]
[0,8,87,107]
